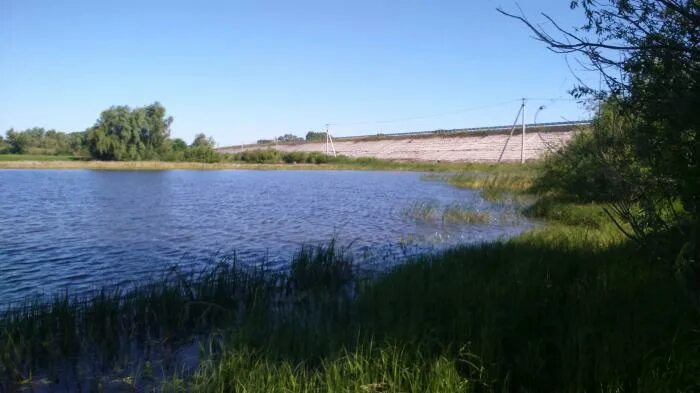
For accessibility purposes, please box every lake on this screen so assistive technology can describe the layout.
[0,169,531,306]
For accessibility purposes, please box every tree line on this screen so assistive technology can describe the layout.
[256,131,326,145]
[0,103,221,162]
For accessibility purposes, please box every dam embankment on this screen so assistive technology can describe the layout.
[218,122,587,162]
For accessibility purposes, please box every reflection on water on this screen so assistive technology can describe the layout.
[0,169,532,305]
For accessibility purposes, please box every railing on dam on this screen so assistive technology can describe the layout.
[333,120,591,141]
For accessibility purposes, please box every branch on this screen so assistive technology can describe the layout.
[497,7,700,55]
[657,0,700,26]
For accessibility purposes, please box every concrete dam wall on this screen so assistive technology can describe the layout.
[219,122,587,163]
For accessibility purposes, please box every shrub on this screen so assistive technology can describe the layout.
[532,103,639,203]
[184,145,222,163]
[234,149,281,163]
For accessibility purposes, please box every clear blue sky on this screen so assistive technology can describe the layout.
[0,0,596,146]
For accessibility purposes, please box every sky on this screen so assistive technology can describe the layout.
[0,0,598,146]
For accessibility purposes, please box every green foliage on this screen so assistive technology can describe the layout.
[523,197,611,229]
[183,145,222,163]
[183,345,473,393]
[85,102,173,160]
[281,151,334,164]
[190,133,215,148]
[305,131,326,141]
[4,129,30,154]
[234,148,282,163]
[513,0,700,264]
[532,103,639,203]
[2,128,84,155]
[275,133,303,143]
[0,154,80,162]
[171,138,187,152]
[359,230,698,391]
[231,149,346,164]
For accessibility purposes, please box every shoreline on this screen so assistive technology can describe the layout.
[0,159,508,172]
[0,160,334,170]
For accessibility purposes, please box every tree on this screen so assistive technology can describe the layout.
[5,129,32,154]
[85,102,172,160]
[276,134,303,143]
[305,131,326,141]
[185,133,220,162]
[2,127,84,155]
[501,1,700,277]
[172,138,188,151]
[191,133,216,148]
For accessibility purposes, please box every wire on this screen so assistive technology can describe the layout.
[328,99,522,127]
[523,97,583,102]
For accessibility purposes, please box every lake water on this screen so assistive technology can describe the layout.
[0,170,531,306]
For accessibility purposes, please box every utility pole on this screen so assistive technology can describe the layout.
[325,124,336,157]
[520,98,526,164]
[498,100,525,164]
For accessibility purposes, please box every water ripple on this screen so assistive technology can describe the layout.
[0,169,532,305]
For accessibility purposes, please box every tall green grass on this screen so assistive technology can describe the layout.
[170,345,476,393]
[449,171,537,202]
[4,213,698,391]
[0,242,358,391]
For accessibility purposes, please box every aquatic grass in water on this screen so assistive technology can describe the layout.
[290,239,354,293]
[441,204,491,224]
[402,201,491,224]
[402,201,441,222]
[0,241,361,391]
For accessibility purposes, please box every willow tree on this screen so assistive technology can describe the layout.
[85,102,173,160]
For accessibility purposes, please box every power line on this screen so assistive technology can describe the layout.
[328,99,522,127]
[523,97,582,102]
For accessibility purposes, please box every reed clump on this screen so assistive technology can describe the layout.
[442,205,491,224]
[402,201,491,224]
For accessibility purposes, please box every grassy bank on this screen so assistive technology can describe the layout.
[1,170,699,392]
[0,154,82,162]
[0,149,536,173]
[0,157,521,173]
